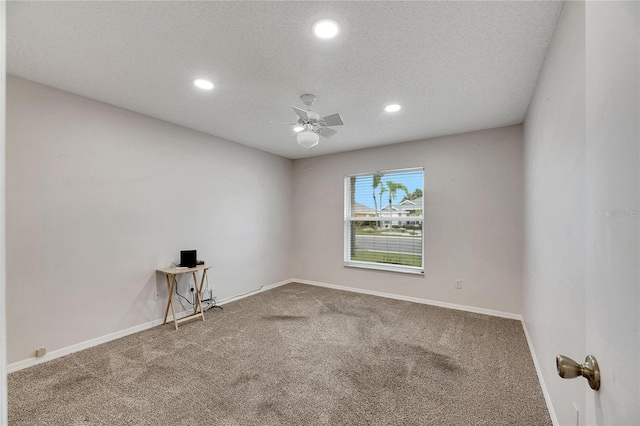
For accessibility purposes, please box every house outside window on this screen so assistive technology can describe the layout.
[344,168,424,275]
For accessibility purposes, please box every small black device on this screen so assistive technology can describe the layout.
[179,250,197,268]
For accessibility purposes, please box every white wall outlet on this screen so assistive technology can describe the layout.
[455,279,462,289]
[153,288,161,301]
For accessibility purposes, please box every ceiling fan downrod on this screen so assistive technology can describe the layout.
[300,94,317,110]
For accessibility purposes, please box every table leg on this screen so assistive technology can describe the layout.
[198,269,207,321]
[192,271,205,322]
[163,274,179,330]
[163,274,172,324]
[198,269,207,303]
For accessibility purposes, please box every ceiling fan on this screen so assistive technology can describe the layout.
[281,94,344,149]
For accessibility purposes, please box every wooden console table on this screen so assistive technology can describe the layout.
[156,265,210,330]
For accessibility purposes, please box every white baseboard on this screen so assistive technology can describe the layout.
[521,319,559,426]
[216,279,292,305]
[7,316,169,373]
[7,278,293,374]
[292,278,523,320]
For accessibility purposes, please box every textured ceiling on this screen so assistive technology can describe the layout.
[7,1,562,159]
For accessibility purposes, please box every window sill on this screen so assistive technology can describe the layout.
[344,261,424,275]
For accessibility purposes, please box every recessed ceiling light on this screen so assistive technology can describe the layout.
[193,79,214,90]
[293,126,304,132]
[384,104,402,113]
[313,19,340,39]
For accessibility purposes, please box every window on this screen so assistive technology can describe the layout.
[344,168,424,274]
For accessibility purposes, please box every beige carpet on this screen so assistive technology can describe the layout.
[9,283,551,425]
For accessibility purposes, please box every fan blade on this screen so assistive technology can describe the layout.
[322,113,344,127]
[292,106,309,120]
[318,127,338,139]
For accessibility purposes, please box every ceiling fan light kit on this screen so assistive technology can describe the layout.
[297,131,320,149]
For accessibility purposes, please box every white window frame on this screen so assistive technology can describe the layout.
[344,167,424,275]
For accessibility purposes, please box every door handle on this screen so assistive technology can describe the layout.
[556,354,600,390]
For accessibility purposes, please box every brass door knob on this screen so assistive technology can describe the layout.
[556,354,600,390]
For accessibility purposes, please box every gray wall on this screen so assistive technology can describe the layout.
[292,125,525,315]
[584,1,639,423]
[6,76,293,363]
[524,1,639,424]
[523,2,586,424]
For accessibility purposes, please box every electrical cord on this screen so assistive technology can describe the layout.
[172,267,268,313]
[173,276,194,311]
[202,273,210,302]
[173,270,218,311]
[169,260,194,308]
[203,296,221,312]
[200,272,223,311]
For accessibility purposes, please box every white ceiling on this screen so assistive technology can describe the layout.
[7,1,562,159]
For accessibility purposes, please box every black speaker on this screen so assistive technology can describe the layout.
[179,250,197,268]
